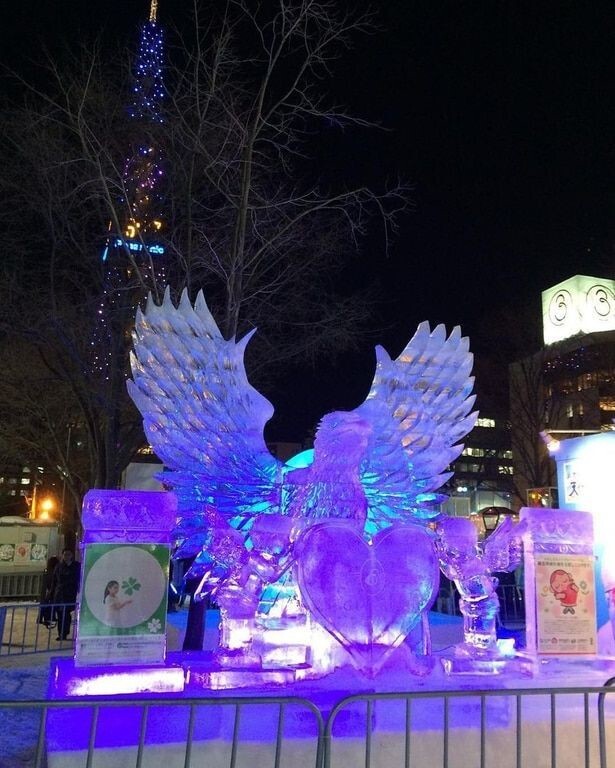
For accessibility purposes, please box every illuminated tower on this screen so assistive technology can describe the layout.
[93,0,167,376]
[121,0,165,246]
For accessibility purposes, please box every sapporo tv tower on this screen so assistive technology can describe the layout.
[93,0,167,376]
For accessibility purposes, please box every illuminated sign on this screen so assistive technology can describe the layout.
[555,432,615,655]
[542,275,615,345]
[101,238,165,261]
[115,238,165,255]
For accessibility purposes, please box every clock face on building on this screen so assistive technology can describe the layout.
[542,276,615,345]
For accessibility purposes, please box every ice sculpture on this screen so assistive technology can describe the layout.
[435,517,526,659]
[128,287,479,677]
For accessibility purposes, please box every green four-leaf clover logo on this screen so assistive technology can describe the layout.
[122,577,142,596]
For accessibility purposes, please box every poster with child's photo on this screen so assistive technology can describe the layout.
[76,543,170,666]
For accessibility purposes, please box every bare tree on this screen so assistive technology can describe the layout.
[163,0,407,366]
[0,55,147,523]
[0,0,408,528]
[474,303,558,507]
[0,340,87,523]
[509,350,560,506]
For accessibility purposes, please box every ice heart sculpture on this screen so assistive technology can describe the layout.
[295,521,438,676]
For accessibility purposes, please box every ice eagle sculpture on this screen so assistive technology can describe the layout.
[128,288,479,674]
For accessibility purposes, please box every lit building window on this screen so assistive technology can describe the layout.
[20,478,30,485]
[498,465,514,475]
[476,417,496,428]
[461,447,485,457]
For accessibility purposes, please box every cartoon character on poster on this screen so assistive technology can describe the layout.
[549,569,579,614]
[564,461,584,504]
[535,554,597,655]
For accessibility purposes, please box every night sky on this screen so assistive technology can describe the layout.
[3,1,615,438]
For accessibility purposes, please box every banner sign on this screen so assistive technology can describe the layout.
[555,433,615,656]
[521,507,598,657]
[76,543,170,666]
[535,553,597,655]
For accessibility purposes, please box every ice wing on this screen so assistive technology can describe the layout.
[483,518,528,573]
[127,288,283,555]
[356,322,477,529]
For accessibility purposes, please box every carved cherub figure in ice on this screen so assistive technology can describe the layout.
[435,517,526,659]
[128,288,487,677]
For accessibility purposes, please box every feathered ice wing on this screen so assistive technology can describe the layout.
[355,322,477,529]
[483,517,528,573]
[127,288,283,557]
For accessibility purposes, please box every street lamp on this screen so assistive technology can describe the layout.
[479,506,517,535]
[481,509,501,533]
[38,496,56,521]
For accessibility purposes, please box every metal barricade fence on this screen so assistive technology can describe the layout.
[324,684,615,768]
[0,684,613,768]
[497,584,525,626]
[0,695,325,768]
[2,592,526,658]
[0,602,75,655]
[435,582,525,626]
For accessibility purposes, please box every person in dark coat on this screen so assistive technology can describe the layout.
[50,548,81,640]
[37,556,59,628]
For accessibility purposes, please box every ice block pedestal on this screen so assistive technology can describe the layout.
[48,490,181,690]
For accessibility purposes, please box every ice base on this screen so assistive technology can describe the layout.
[441,652,534,676]
[48,658,186,698]
[440,639,534,676]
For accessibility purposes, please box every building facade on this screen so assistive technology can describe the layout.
[510,275,615,509]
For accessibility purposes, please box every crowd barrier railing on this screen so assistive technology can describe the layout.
[0,683,613,768]
[324,684,615,768]
[0,601,75,655]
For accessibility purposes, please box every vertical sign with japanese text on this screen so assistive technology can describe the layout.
[535,553,597,655]
[521,507,597,657]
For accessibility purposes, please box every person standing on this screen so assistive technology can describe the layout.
[37,556,59,628]
[51,549,81,640]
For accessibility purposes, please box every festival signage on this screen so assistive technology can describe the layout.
[77,543,169,665]
[541,274,615,345]
[76,490,177,667]
[554,433,615,656]
[521,507,597,656]
[534,553,597,655]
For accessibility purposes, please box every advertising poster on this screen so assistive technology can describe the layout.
[76,543,170,666]
[555,434,615,656]
[535,553,597,655]
[563,460,585,506]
